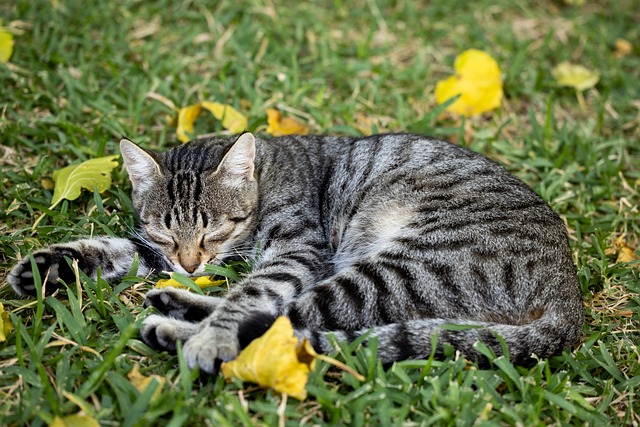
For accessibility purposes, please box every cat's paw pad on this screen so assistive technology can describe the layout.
[183,327,239,374]
[7,249,76,297]
[140,314,198,353]
[144,288,218,322]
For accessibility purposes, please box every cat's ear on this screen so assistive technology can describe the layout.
[120,138,163,191]
[215,132,256,187]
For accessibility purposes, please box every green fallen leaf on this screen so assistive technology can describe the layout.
[50,155,120,209]
[551,61,599,92]
[50,414,100,427]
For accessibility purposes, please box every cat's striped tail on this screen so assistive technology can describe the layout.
[298,308,582,365]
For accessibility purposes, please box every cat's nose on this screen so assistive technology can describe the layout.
[182,263,198,274]
[178,252,200,274]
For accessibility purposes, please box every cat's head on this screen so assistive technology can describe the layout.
[120,133,259,275]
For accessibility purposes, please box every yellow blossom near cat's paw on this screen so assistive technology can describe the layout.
[221,316,314,400]
[266,109,310,136]
[221,316,363,400]
[0,302,13,342]
[435,49,503,116]
[155,276,224,290]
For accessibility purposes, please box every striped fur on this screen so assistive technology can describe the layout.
[9,132,583,373]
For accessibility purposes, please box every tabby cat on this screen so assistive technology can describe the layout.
[8,132,583,373]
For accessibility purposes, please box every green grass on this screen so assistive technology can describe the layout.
[1,0,639,425]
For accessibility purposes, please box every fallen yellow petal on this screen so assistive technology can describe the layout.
[155,276,225,290]
[266,109,310,136]
[617,246,638,264]
[200,101,248,135]
[175,102,248,142]
[49,414,100,427]
[435,49,503,116]
[0,21,14,63]
[221,316,364,400]
[127,364,166,403]
[613,38,633,58]
[454,49,501,82]
[551,61,599,92]
[176,104,203,143]
[221,317,313,400]
[0,302,14,343]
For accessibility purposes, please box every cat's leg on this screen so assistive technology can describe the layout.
[282,255,445,341]
[143,287,222,322]
[8,237,170,297]
[177,238,329,373]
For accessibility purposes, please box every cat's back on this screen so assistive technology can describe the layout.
[258,133,530,192]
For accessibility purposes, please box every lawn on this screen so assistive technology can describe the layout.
[1,0,639,425]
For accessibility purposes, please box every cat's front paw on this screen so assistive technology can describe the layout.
[7,249,79,297]
[183,326,240,374]
[140,314,199,353]
[144,287,221,322]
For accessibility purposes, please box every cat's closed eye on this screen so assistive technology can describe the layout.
[200,235,225,248]
[148,232,177,248]
[227,210,254,223]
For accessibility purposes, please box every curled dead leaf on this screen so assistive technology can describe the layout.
[0,302,13,343]
[613,38,633,58]
[176,102,247,142]
[266,109,309,136]
[127,364,166,403]
[607,236,639,265]
[616,247,638,264]
[614,309,633,318]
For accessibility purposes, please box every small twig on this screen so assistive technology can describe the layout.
[314,354,365,382]
[277,393,287,427]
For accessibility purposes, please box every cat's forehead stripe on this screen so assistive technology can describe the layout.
[162,141,224,227]
[167,171,201,226]
[165,142,220,173]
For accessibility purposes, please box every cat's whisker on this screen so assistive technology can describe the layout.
[131,231,167,259]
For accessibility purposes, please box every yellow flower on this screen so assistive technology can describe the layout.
[435,49,503,116]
